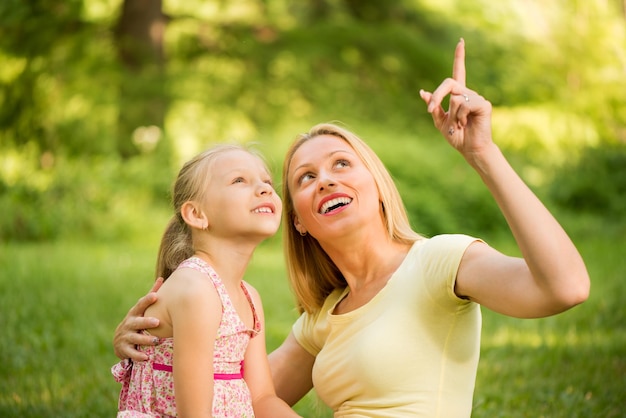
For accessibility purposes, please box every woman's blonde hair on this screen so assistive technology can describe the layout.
[282,123,424,314]
[156,144,266,279]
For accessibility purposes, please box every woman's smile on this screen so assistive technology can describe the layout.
[318,194,353,215]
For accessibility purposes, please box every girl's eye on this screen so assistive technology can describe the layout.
[232,177,245,184]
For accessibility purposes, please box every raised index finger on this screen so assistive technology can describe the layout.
[452,38,466,87]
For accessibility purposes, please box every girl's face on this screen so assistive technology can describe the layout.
[202,149,282,240]
[287,134,381,242]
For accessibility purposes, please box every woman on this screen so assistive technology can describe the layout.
[114,39,589,417]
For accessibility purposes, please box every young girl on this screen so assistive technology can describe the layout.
[111,144,299,417]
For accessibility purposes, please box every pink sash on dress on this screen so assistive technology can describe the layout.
[152,361,244,380]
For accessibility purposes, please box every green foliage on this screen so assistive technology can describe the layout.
[0,0,118,153]
[0,149,172,242]
[369,127,508,237]
[163,16,455,142]
[0,0,85,58]
[1,0,625,244]
[549,143,626,216]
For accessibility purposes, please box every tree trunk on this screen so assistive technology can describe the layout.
[114,0,167,159]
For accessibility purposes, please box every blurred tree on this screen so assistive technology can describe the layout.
[342,0,412,22]
[114,0,169,159]
[0,0,85,152]
[0,0,624,241]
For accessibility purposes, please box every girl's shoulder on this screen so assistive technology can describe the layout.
[161,265,220,304]
[241,280,260,298]
[168,262,211,283]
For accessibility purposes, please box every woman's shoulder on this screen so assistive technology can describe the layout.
[324,287,347,306]
[416,234,482,253]
[422,233,479,242]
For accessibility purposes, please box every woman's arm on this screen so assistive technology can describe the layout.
[421,39,590,318]
[454,144,589,318]
[268,332,315,407]
[113,278,163,361]
[454,197,589,318]
[243,286,302,417]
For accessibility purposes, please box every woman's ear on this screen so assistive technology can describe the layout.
[181,201,208,230]
[293,216,306,235]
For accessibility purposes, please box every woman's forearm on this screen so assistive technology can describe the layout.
[253,395,302,417]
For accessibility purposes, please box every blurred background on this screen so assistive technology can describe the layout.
[1,0,625,417]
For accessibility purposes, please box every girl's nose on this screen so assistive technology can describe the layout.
[258,181,274,195]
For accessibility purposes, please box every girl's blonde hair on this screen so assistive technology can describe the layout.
[156,144,266,279]
[282,123,424,314]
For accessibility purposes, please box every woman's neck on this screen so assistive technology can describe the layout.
[324,237,411,292]
[331,241,411,314]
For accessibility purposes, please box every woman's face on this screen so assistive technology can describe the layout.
[287,134,381,242]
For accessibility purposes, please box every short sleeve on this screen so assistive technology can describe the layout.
[292,288,345,357]
[418,234,483,308]
[292,312,320,356]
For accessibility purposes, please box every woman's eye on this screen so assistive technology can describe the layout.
[299,173,314,184]
[335,159,350,168]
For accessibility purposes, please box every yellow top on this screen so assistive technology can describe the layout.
[293,234,482,418]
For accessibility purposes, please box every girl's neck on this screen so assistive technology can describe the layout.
[193,244,254,286]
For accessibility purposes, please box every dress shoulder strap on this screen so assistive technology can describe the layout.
[177,257,230,307]
[177,257,261,334]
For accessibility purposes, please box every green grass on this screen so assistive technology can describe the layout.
[0,220,624,417]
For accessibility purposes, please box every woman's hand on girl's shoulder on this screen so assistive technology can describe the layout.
[113,277,164,361]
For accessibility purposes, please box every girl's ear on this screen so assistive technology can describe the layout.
[181,201,208,230]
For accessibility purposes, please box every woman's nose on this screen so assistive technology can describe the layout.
[317,172,336,191]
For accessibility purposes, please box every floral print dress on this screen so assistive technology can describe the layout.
[112,257,261,417]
